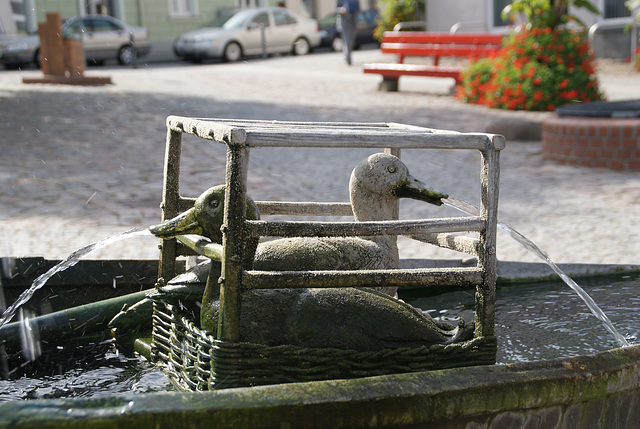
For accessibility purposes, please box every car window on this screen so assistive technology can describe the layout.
[319,14,336,27]
[250,12,271,28]
[357,10,377,24]
[64,20,83,36]
[273,10,296,26]
[89,18,122,32]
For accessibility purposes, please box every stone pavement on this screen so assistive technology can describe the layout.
[0,49,639,269]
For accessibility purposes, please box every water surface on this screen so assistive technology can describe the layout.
[409,273,640,364]
[2,274,638,400]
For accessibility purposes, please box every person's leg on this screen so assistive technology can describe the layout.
[341,14,356,64]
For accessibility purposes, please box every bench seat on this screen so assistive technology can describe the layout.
[363,63,463,91]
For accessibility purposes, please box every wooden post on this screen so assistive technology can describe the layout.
[475,137,502,338]
[218,143,250,342]
[64,38,85,76]
[44,12,65,76]
[37,23,49,75]
[158,127,183,282]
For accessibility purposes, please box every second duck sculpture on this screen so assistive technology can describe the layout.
[150,153,473,351]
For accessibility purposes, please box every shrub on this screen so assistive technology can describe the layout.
[456,27,604,111]
[502,0,600,30]
[373,0,421,41]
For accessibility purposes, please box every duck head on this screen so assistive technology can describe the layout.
[149,184,260,244]
[349,153,448,222]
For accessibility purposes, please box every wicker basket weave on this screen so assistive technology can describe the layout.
[150,299,497,391]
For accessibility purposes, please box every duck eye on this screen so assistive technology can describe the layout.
[387,165,397,174]
[209,198,220,209]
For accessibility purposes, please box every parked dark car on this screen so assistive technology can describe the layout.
[318,9,380,52]
[0,15,150,69]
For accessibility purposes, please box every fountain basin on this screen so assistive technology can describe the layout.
[1,342,640,428]
[2,258,640,428]
[542,100,640,170]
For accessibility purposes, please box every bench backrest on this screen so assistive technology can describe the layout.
[381,32,503,46]
[380,31,503,63]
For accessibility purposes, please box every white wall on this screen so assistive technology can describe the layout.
[0,0,18,33]
[427,0,489,32]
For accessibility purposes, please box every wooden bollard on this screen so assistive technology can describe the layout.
[65,38,85,76]
[43,12,66,76]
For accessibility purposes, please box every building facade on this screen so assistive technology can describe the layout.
[0,0,634,59]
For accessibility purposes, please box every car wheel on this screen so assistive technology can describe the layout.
[331,36,343,52]
[118,45,136,65]
[292,37,310,56]
[223,42,242,62]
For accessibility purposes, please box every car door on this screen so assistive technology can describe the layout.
[83,17,126,61]
[243,11,271,56]
[271,9,298,53]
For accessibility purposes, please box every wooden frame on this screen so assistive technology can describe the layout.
[157,117,504,342]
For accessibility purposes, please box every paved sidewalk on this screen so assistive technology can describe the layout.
[0,49,638,268]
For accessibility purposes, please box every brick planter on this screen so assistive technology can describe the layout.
[542,114,640,170]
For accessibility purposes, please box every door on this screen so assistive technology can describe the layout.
[83,17,127,61]
[271,9,298,52]
[244,11,271,55]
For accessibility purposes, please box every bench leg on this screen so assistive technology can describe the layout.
[378,77,399,92]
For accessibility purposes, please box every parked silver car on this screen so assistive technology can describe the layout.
[0,15,150,69]
[173,7,320,62]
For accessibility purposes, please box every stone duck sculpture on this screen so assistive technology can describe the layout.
[145,153,474,351]
[153,153,448,296]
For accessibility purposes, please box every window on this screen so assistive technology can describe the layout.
[274,10,296,26]
[251,12,270,27]
[88,18,122,32]
[603,0,631,18]
[493,0,512,27]
[170,0,198,17]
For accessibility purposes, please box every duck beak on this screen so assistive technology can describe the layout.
[149,208,203,238]
[395,175,448,206]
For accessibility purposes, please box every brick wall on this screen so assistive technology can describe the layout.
[542,115,640,170]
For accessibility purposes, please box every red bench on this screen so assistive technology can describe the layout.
[363,32,503,92]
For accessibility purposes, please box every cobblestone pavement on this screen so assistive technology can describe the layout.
[0,49,639,265]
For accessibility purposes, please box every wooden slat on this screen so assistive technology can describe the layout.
[381,31,503,45]
[247,217,485,238]
[363,63,463,81]
[381,43,500,58]
[166,116,501,150]
[243,267,484,290]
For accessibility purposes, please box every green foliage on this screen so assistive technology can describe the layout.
[456,27,604,111]
[624,0,640,70]
[373,0,418,41]
[625,0,640,23]
[501,0,600,30]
